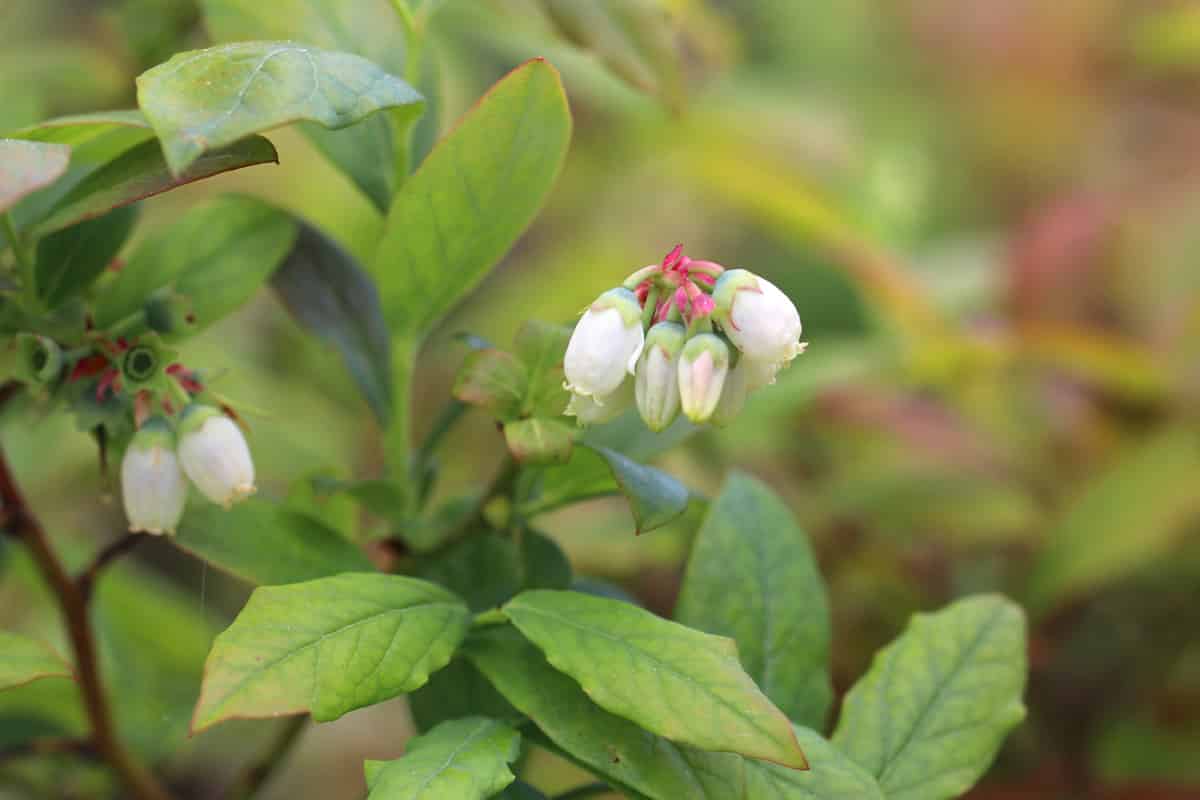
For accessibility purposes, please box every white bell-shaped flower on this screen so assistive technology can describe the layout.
[635,322,685,431]
[565,288,645,399]
[711,356,752,427]
[121,418,188,535]
[713,269,803,366]
[565,379,634,426]
[177,405,256,508]
[677,333,731,423]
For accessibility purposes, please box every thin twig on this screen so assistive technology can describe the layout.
[0,449,173,800]
[0,737,98,763]
[223,715,309,800]
[77,532,149,601]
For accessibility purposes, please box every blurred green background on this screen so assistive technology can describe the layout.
[3,0,1200,798]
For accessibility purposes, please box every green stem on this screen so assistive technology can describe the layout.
[224,715,308,800]
[621,264,659,291]
[641,287,660,329]
[416,399,468,471]
[387,336,418,510]
[389,0,424,84]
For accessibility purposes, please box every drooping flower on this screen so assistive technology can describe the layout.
[121,417,188,534]
[635,321,685,431]
[713,269,803,366]
[677,333,731,423]
[177,405,255,508]
[565,379,635,426]
[564,288,645,398]
[711,355,751,427]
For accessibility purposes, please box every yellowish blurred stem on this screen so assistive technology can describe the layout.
[389,336,418,510]
[2,213,36,307]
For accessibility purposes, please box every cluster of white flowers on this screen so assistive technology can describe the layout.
[564,246,805,431]
[120,406,255,534]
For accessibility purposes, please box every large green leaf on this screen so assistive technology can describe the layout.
[8,113,155,229]
[201,0,417,210]
[832,595,1028,800]
[0,632,72,692]
[744,727,884,800]
[35,136,279,236]
[0,139,70,214]
[502,590,807,768]
[175,498,373,586]
[466,626,746,800]
[272,223,393,424]
[136,41,421,176]
[1026,426,1200,615]
[364,716,519,799]
[372,58,571,337]
[191,573,470,732]
[35,204,137,308]
[93,194,296,331]
[675,472,832,728]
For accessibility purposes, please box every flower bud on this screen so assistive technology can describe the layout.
[177,405,255,508]
[564,288,645,399]
[634,322,685,431]
[677,333,730,423]
[713,269,803,366]
[565,379,634,426]
[121,417,187,535]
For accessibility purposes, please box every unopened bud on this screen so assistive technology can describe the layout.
[713,269,803,366]
[677,333,730,423]
[564,288,645,398]
[177,405,255,508]
[635,322,685,431]
[121,417,187,535]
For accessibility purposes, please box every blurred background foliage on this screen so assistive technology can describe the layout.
[3,0,1200,798]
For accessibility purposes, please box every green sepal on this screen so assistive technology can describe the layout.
[16,333,63,384]
[177,403,222,437]
[128,415,176,451]
[592,287,643,328]
[711,268,758,324]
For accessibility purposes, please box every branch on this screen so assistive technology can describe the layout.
[223,715,309,800]
[77,532,149,602]
[0,737,97,763]
[0,449,173,800]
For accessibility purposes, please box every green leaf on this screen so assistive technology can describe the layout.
[95,561,221,760]
[522,529,571,591]
[416,534,523,612]
[34,204,137,308]
[744,727,884,800]
[191,573,469,732]
[201,0,415,209]
[408,656,518,733]
[466,626,747,800]
[93,194,295,331]
[514,320,571,417]
[518,444,689,534]
[832,595,1028,800]
[174,498,373,586]
[0,139,70,214]
[372,58,571,337]
[502,590,807,768]
[365,716,519,799]
[1026,426,1200,615]
[0,632,72,692]
[35,136,279,236]
[136,41,422,176]
[590,445,688,534]
[271,223,393,424]
[8,113,155,230]
[675,472,832,728]
[504,417,574,465]
[453,349,527,420]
